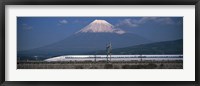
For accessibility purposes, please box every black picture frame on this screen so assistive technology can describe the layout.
[0,0,199,86]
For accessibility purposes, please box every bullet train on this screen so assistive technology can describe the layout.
[44,55,183,62]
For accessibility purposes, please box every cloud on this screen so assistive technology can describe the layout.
[115,19,138,28]
[139,17,174,24]
[116,17,175,28]
[58,19,68,25]
[21,24,32,30]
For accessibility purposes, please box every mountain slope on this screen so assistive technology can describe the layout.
[86,39,183,55]
[18,32,151,56]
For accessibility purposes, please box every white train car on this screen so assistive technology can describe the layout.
[44,55,183,62]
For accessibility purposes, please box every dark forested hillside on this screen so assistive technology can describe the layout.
[86,39,183,55]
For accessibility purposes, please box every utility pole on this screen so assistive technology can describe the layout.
[106,42,112,63]
[94,55,96,63]
[109,43,112,62]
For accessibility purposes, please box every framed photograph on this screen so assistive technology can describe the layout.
[0,0,199,86]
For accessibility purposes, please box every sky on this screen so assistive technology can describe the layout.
[17,17,183,51]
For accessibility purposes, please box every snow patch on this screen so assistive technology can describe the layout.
[77,19,126,34]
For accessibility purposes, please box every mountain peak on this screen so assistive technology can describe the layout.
[77,19,126,34]
[92,19,110,24]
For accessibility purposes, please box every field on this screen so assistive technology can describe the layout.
[17,60,183,69]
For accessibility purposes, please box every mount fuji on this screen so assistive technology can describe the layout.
[18,20,151,56]
[77,20,126,34]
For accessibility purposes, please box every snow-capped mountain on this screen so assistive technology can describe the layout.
[77,20,125,34]
[18,20,151,56]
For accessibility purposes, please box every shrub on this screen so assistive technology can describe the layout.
[122,65,130,69]
[75,65,83,69]
[159,64,164,68]
[104,63,113,69]
[146,63,157,69]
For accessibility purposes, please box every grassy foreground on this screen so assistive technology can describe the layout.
[17,60,183,69]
